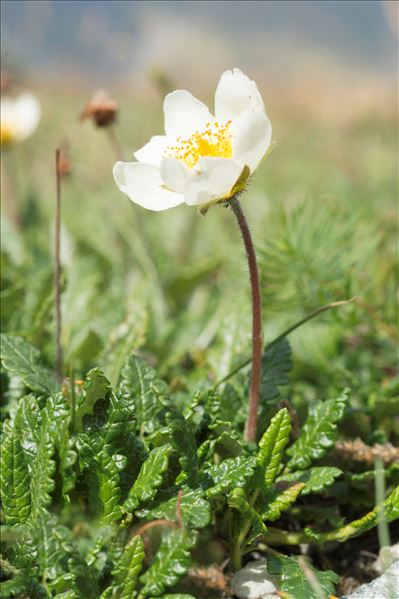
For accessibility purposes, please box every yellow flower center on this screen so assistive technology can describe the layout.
[166,121,233,168]
[0,124,15,146]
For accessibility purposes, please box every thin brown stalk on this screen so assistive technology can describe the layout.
[55,149,63,384]
[230,198,262,443]
[176,489,184,528]
[133,518,180,538]
[107,126,124,161]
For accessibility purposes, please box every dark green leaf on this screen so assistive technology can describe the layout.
[261,337,292,404]
[205,456,257,498]
[34,512,74,583]
[13,394,41,464]
[278,467,343,496]
[124,445,172,512]
[0,432,31,525]
[287,390,348,469]
[0,575,49,598]
[140,530,196,597]
[29,434,56,521]
[97,449,124,524]
[228,487,267,537]
[166,409,199,488]
[257,408,291,488]
[43,392,76,500]
[0,334,56,395]
[262,483,305,522]
[324,485,399,543]
[267,554,339,599]
[119,355,170,434]
[76,369,142,521]
[138,488,211,529]
[111,535,145,599]
[75,368,111,432]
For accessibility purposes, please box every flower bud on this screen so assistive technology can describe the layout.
[80,89,118,128]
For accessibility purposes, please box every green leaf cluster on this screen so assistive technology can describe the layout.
[1,333,397,597]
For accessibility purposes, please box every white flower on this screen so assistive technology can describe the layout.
[0,93,41,145]
[113,68,272,211]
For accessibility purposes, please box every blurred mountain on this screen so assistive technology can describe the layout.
[1,0,397,86]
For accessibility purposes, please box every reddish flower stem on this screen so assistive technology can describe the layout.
[133,518,180,537]
[230,198,262,443]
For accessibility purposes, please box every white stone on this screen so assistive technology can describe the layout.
[342,559,399,599]
[375,544,399,574]
[231,559,280,599]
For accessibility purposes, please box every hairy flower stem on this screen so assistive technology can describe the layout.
[55,149,63,384]
[230,198,262,443]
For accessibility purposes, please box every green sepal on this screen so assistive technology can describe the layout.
[198,165,251,216]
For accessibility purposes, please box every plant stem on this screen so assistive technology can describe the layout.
[374,457,390,549]
[231,533,243,570]
[264,528,309,545]
[215,296,358,388]
[230,198,262,443]
[107,126,124,161]
[55,149,63,384]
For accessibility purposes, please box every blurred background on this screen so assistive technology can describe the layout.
[1,1,398,439]
[2,1,398,84]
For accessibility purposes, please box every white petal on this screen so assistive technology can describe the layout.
[232,108,272,173]
[164,90,213,138]
[215,68,265,121]
[134,135,169,167]
[113,161,184,211]
[1,97,16,124]
[160,157,188,193]
[14,94,41,141]
[184,157,243,206]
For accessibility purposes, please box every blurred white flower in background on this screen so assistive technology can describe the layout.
[113,68,272,211]
[0,93,41,145]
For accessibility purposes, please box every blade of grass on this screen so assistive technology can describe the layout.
[55,148,63,384]
[215,297,358,387]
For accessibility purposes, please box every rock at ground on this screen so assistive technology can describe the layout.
[342,559,399,599]
[375,544,399,574]
[230,559,280,599]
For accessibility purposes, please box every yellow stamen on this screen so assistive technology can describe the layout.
[0,124,15,146]
[166,120,233,168]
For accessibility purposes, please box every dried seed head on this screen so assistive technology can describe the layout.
[333,438,399,466]
[57,141,72,178]
[80,89,118,128]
